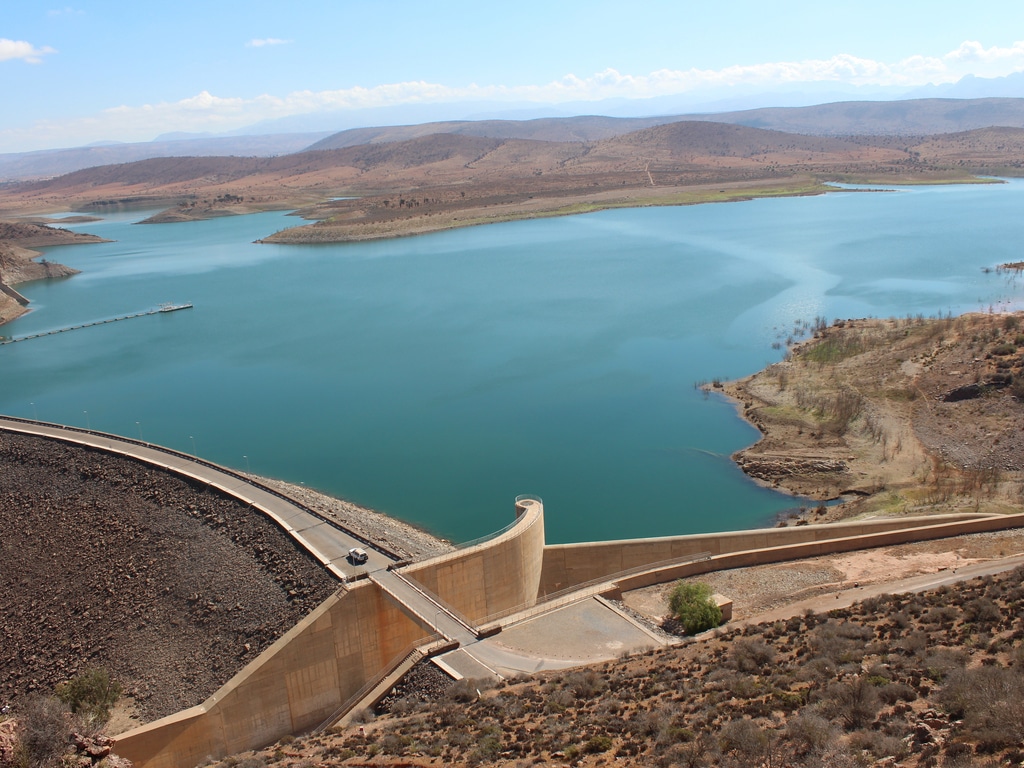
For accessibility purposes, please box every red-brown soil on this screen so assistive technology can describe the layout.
[0,432,338,722]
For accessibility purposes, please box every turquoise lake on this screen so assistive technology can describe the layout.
[3,181,1023,544]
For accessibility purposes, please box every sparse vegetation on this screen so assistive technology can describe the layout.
[726,312,1024,516]
[199,565,1024,768]
[668,580,723,635]
[55,669,121,727]
[9,696,71,768]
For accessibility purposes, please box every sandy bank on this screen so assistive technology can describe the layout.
[260,179,835,245]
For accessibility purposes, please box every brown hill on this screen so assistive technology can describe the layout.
[305,115,685,151]
[7,97,1024,184]
[2,121,1022,241]
[305,98,1024,152]
[686,96,1024,136]
[591,121,906,169]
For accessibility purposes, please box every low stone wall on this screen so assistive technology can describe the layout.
[113,581,430,768]
[400,497,546,624]
[541,513,999,594]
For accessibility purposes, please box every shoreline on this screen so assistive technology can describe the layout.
[253,474,455,560]
[259,178,839,244]
[716,313,1024,526]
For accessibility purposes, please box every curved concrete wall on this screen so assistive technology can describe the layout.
[540,513,1001,594]
[400,497,546,623]
[113,581,430,768]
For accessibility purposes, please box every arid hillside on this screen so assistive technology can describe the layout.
[693,96,1024,136]
[1,121,1019,244]
[724,311,1024,521]
[0,432,340,722]
[0,221,100,325]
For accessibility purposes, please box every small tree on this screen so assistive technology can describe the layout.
[55,668,121,727]
[668,581,722,635]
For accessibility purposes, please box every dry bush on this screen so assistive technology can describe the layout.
[848,728,910,760]
[815,677,881,730]
[12,696,71,768]
[939,665,1024,751]
[785,711,837,755]
[563,670,606,700]
[729,637,776,674]
[718,718,766,760]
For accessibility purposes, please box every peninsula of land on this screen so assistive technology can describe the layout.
[2,112,1023,250]
[0,221,105,326]
[720,311,1024,523]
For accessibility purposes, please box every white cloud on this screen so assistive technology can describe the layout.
[5,39,1024,152]
[247,38,292,48]
[0,38,56,64]
[942,40,1024,77]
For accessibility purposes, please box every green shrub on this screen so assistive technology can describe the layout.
[54,668,121,726]
[668,582,723,635]
[583,735,613,754]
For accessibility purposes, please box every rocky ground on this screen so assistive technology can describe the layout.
[722,312,1024,520]
[0,432,345,721]
[212,565,1024,768]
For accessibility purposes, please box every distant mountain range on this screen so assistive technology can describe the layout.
[5,94,1024,182]
[0,133,332,182]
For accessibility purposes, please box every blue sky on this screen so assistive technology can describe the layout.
[4,1,1024,152]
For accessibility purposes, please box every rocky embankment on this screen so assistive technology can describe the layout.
[0,221,100,325]
[0,432,340,721]
[723,313,1024,520]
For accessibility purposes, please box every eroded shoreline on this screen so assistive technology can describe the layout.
[718,313,1024,524]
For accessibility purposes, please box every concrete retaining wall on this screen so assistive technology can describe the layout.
[400,497,546,623]
[111,505,1024,768]
[113,581,430,768]
[600,513,1024,596]
[541,513,999,594]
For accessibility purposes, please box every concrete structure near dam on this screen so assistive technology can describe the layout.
[4,415,1024,768]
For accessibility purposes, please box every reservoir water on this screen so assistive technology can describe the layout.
[3,181,1023,543]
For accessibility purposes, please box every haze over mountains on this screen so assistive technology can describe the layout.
[5,94,1024,182]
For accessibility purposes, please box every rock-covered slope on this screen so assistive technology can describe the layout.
[0,432,339,721]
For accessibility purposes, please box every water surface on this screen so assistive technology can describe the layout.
[3,182,1022,543]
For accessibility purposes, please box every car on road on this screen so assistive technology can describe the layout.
[348,547,369,564]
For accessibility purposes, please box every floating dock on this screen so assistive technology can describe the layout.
[0,303,192,345]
